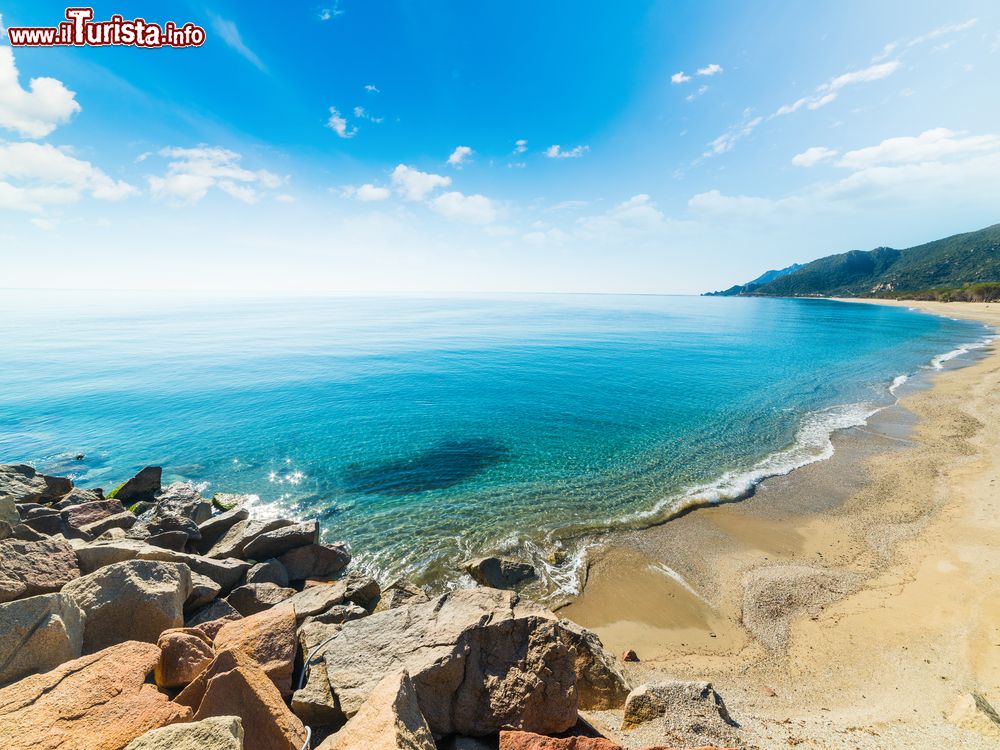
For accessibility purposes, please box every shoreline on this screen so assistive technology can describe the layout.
[561,299,1000,748]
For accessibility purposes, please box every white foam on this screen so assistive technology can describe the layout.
[889,374,909,396]
[929,338,993,370]
[652,563,713,607]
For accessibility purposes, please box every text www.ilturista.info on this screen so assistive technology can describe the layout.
[6,7,206,48]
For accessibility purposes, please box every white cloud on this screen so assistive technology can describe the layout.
[319,4,343,21]
[513,139,527,154]
[776,61,900,115]
[907,18,977,47]
[210,15,266,71]
[872,42,897,62]
[704,113,763,157]
[353,183,391,202]
[523,227,569,245]
[836,128,1000,169]
[0,46,81,138]
[545,144,589,159]
[429,191,497,224]
[146,146,285,205]
[326,107,357,138]
[697,63,723,77]
[577,194,664,237]
[671,71,691,84]
[353,106,383,123]
[274,193,295,203]
[0,141,137,213]
[390,164,451,201]
[792,146,839,167]
[447,145,473,167]
[364,83,380,93]
[686,84,709,102]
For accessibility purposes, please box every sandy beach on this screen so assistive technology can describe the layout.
[562,300,1000,748]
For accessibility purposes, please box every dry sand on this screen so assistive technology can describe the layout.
[561,300,1000,749]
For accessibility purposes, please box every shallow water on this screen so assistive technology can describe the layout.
[0,291,989,590]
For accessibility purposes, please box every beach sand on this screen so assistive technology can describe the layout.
[561,300,1000,748]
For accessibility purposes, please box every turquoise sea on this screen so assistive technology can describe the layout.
[0,292,991,592]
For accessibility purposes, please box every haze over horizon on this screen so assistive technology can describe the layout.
[1,1,999,294]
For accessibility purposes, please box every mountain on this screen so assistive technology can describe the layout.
[704,263,803,296]
[704,223,1000,298]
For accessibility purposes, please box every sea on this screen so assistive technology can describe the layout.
[0,291,992,594]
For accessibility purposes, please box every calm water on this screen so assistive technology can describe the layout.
[0,292,990,592]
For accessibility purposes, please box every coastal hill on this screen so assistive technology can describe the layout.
[705,223,1000,300]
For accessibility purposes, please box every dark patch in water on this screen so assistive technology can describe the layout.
[341,438,510,495]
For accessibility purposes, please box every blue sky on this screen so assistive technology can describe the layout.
[1,1,999,293]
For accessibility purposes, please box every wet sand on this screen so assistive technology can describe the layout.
[561,300,1000,748]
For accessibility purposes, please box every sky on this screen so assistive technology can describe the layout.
[0,0,999,294]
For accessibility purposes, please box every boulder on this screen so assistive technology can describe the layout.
[19,506,61,535]
[243,520,319,560]
[123,715,244,750]
[0,641,190,750]
[317,670,435,750]
[61,559,192,652]
[213,605,297,694]
[227,583,297,616]
[1,488,21,526]
[0,593,85,686]
[212,493,254,511]
[61,499,127,532]
[155,627,215,688]
[558,619,631,710]
[147,513,201,541]
[498,732,622,750]
[0,464,72,505]
[373,578,428,612]
[278,542,351,580]
[147,530,189,550]
[0,537,80,603]
[52,487,102,509]
[187,598,242,629]
[464,556,537,589]
[174,649,307,750]
[79,511,137,538]
[110,466,162,503]
[620,681,740,748]
[195,505,251,553]
[246,558,290,587]
[295,588,578,736]
[301,602,369,627]
[186,572,222,611]
[208,518,294,560]
[151,482,213,524]
[75,539,249,592]
[287,573,380,621]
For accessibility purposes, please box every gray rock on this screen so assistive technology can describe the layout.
[242,520,319,561]
[278,542,351,581]
[194,505,250,553]
[10,523,49,542]
[123,715,244,750]
[1,489,20,527]
[558,618,631,710]
[147,513,201,541]
[245,558,290,587]
[300,602,368,628]
[146,530,189,550]
[109,466,161,503]
[186,598,242,628]
[324,670,435,750]
[0,464,72,505]
[620,680,740,747]
[207,518,294,560]
[78,511,136,538]
[0,593,85,686]
[295,587,579,736]
[0,537,80,603]
[212,493,253,511]
[61,500,127,532]
[152,482,212,524]
[374,578,428,612]
[20,507,62,536]
[464,556,537,589]
[227,582,296,616]
[61,559,192,652]
[52,487,103,509]
[186,572,222,611]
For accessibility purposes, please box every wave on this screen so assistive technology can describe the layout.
[928,337,994,370]
[889,374,909,396]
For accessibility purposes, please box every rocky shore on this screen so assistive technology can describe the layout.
[0,463,738,750]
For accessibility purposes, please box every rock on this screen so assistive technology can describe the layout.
[278,542,351,580]
[96,526,128,542]
[373,578,428,612]
[246,558,290,587]
[212,493,253,511]
[317,670,435,750]
[620,681,740,748]
[75,539,249,592]
[287,573,380,621]
[243,520,319,560]
[0,641,190,750]
[155,628,215,688]
[147,530,189,550]
[61,559,192,652]
[187,598,242,629]
[208,518,294,560]
[464,556,537,589]
[498,732,622,750]
[0,464,72,505]
[110,466,162,503]
[1,488,21,527]
[621,649,639,663]
[302,603,369,627]
[0,593,85,686]
[147,513,201,541]
[214,605,297,694]
[61,499,127,531]
[123,715,244,750]
[153,482,213,524]
[195,505,251,553]
[20,505,62,535]
[174,648,307,750]
[558,619,631,710]
[79,510,137,538]
[9,522,48,541]
[52,487,102,509]
[227,583,297,616]
[296,588,578,736]
[0,537,80,603]
[187,572,222,611]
